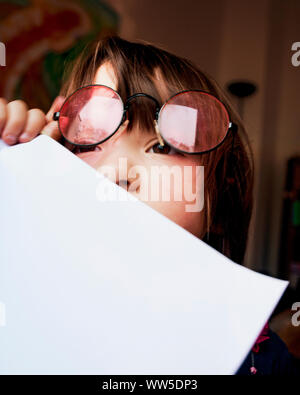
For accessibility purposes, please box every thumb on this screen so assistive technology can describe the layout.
[40,121,61,141]
[45,96,65,123]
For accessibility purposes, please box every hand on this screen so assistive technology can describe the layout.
[0,96,65,145]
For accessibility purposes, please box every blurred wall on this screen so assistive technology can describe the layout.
[0,0,118,109]
[107,0,300,276]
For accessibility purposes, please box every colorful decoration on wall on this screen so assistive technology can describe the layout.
[0,0,118,111]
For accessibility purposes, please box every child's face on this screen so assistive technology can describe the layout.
[74,63,205,239]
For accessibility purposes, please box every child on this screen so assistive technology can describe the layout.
[0,36,298,375]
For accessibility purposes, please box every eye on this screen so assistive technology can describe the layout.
[147,142,178,155]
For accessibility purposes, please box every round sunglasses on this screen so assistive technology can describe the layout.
[53,84,237,155]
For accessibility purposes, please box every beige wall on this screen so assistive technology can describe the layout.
[107,0,300,276]
[108,0,225,78]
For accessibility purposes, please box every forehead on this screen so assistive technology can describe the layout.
[93,62,117,90]
[93,61,170,102]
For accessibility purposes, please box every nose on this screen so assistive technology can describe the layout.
[95,121,141,192]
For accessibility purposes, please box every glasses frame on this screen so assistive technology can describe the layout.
[53,84,237,155]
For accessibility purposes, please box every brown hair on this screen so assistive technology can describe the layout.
[60,35,254,265]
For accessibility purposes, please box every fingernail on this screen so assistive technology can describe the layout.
[19,132,29,141]
[4,135,17,144]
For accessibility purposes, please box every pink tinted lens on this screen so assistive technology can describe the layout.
[59,86,124,145]
[158,91,230,153]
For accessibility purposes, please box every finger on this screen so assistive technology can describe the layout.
[18,108,47,143]
[41,121,61,141]
[2,100,28,145]
[45,96,65,123]
[0,98,7,135]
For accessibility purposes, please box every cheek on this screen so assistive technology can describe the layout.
[146,200,204,238]
[136,160,205,238]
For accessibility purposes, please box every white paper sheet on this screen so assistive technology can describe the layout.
[0,136,288,374]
